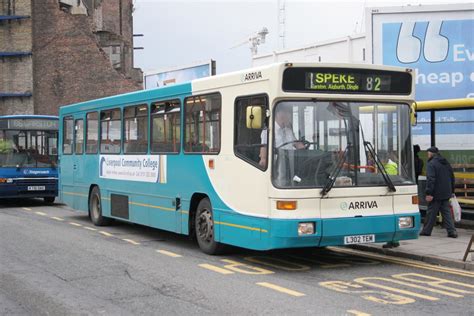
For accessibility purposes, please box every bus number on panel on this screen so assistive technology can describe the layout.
[366,76,381,91]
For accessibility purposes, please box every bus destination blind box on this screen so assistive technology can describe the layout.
[283,67,412,95]
[0,118,59,131]
[307,72,391,92]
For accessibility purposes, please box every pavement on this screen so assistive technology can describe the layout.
[352,220,474,271]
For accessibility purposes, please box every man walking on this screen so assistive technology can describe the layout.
[420,146,458,238]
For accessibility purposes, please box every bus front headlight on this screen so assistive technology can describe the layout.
[298,222,315,235]
[398,216,414,229]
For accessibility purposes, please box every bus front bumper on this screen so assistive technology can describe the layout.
[0,182,58,199]
[266,213,420,249]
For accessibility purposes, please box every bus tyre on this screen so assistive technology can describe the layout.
[44,197,55,204]
[195,198,224,255]
[89,186,112,226]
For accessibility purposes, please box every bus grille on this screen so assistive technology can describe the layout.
[14,178,57,185]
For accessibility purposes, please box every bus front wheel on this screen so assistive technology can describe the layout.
[195,198,224,255]
[89,186,112,226]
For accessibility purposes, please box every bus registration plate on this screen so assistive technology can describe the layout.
[27,186,45,191]
[344,234,375,245]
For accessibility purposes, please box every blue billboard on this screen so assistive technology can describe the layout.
[144,60,216,90]
[382,19,473,101]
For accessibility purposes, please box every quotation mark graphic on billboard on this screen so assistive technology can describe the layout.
[397,21,448,63]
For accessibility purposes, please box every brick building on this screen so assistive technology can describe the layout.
[0,0,142,116]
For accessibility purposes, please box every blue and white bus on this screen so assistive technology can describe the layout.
[59,63,420,254]
[0,115,59,203]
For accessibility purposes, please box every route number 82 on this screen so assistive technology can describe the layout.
[366,76,381,91]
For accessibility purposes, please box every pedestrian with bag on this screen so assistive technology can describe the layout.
[420,146,458,238]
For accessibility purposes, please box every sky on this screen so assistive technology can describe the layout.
[132,0,472,75]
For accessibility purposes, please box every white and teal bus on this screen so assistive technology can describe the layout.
[59,63,419,254]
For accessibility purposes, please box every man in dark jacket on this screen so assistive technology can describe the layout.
[414,145,423,184]
[420,146,457,238]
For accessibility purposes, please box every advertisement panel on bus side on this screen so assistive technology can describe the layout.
[99,155,167,183]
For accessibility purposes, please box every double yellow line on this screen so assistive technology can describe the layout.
[331,247,474,278]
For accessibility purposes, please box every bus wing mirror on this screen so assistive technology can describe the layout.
[410,102,417,126]
[246,106,264,129]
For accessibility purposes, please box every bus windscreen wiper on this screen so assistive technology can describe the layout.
[364,141,396,192]
[321,143,351,196]
[356,119,396,192]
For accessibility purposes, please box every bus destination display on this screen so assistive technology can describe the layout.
[5,119,59,130]
[307,72,391,92]
[283,67,412,95]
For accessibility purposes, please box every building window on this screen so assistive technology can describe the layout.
[100,108,121,154]
[184,94,221,154]
[151,100,181,153]
[234,95,268,169]
[124,104,148,153]
[62,116,74,155]
[74,119,84,154]
[105,45,122,69]
[86,112,99,154]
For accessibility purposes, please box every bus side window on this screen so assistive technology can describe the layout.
[151,100,180,154]
[124,104,148,154]
[86,112,98,154]
[100,109,121,154]
[184,94,221,154]
[234,95,268,170]
[62,116,73,155]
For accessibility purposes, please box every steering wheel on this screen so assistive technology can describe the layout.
[276,140,316,150]
[303,141,317,150]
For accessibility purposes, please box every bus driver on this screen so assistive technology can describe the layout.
[259,105,305,168]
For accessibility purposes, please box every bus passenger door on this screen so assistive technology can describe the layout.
[60,116,75,205]
[72,118,86,210]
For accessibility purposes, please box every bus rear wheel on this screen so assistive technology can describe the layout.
[195,198,224,255]
[89,186,112,226]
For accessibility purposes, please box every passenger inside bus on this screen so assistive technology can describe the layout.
[366,151,376,173]
[380,151,399,175]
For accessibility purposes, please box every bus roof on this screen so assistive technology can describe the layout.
[416,98,474,111]
[60,82,192,115]
[0,115,58,120]
[60,62,414,115]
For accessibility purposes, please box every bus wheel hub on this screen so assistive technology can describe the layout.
[197,210,213,242]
